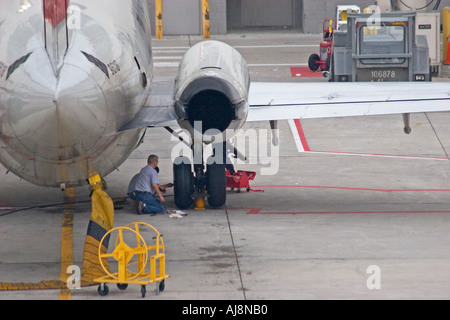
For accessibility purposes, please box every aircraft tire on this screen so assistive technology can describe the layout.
[206,161,226,208]
[173,157,194,209]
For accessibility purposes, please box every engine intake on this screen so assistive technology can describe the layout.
[187,89,233,133]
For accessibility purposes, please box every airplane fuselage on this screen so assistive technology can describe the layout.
[0,0,153,187]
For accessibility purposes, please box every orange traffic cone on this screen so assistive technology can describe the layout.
[445,37,450,65]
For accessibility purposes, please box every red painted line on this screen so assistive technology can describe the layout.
[246,207,450,215]
[290,67,323,78]
[252,185,450,193]
[293,119,310,152]
[237,185,450,215]
[0,200,12,208]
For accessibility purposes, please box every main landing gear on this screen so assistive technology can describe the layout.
[173,142,226,210]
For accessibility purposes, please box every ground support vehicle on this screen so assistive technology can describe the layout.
[331,11,430,82]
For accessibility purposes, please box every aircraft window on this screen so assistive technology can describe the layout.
[134,57,141,70]
[81,51,110,79]
[6,52,33,80]
[141,72,147,88]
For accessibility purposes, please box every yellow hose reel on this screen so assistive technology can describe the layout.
[94,222,169,298]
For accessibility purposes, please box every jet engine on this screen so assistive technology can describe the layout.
[172,40,250,209]
[174,40,250,143]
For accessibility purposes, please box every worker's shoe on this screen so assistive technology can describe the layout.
[137,201,146,215]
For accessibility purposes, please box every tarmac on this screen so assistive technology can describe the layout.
[0,31,449,300]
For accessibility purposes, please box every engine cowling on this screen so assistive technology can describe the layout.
[174,40,250,143]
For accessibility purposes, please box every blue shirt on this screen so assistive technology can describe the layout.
[134,165,160,195]
[127,174,139,194]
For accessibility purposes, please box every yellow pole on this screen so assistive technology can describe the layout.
[202,0,210,39]
[155,0,163,40]
[443,7,450,64]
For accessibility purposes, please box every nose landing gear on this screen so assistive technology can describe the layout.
[173,142,226,210]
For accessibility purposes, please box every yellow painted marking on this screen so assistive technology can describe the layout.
[0,184,117,296]
[58,211,74,299]
[0,189,76,297]
[59,188,76,300]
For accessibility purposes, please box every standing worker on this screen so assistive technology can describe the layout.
[134,154,167,214]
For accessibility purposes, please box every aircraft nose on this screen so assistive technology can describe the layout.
[6,58,108,161]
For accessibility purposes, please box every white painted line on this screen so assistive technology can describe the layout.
[288,119,306,152]
[154,62,180,68]
[248,63,307,67]
[153,56,183,60]
[153,46,190,50]
[153,44,317,50]
[153,49,187,54]
[234,44,317,49]
[154,62,307,68]
[308,150,449,161]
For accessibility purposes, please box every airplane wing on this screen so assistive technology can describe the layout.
[247,81,450,122]
[119,77,178,131]
[120,79,450,131]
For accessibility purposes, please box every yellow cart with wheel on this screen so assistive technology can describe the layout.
[94,222,170,298]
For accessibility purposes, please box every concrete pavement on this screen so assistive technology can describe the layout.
[1,31,449,300]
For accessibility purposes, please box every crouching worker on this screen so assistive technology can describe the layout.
[127,173,140,209]
[133,154,167,214]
